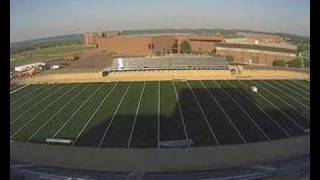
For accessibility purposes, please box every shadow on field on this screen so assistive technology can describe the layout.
[73,87,308,148]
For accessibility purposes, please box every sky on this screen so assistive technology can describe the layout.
[10,0,310,42]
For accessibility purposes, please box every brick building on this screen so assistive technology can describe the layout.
[215,43,297,65]
[84,32,297,66]
[93,34,224,56]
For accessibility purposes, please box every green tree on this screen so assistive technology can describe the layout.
[273,60,286,67]
[180,40,191,54]
[287,58,302,68]
[226,55,234,63]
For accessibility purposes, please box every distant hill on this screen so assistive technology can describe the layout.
[10,34,84,54]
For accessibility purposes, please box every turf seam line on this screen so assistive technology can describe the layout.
[289,80,310,92]
[262,80,310,110]
[246,81,305,132]
[52,83,105,138]
[98,82,132,148]
[127,81,146,149]
[157,81,160,149]
[200,80,247,143]
[276,80,310,100]
[10,84,29,95]
[282,80,310,96]
[186,81,220,145]
[172,81,190,143]
[72,82,118,146]
[10,85,56,115]
[26,84,89,142]
[214,80,271,141]
[10,85,44,106]
[257,80,310,118]
[10,84,72,139]
[229,80,291,138]
[10,85,60,125]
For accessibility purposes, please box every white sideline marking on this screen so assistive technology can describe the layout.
[278,80,310,98]
[72,83,118,146]
[248,81,305,131]
[227,80,290,137]
[213,81,271,141]
[200,80,247,143]
[289,80,310,94]
[10,85,61,125]
[186,81,220,145]
[10,85,43,106]
[172,81,190,142]
[157,81,160,148]
[262,80,310,110]
[10,84,73,139]
[27,84,90,142]
[258,80,310,119]
[10,85,56,115]
[10,84,29,95]
[52,83,105,138]
[127,81,146,149]
[98,82,132,148]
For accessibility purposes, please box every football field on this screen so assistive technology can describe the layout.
[10,80,310,148]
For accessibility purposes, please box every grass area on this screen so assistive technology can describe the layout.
[10,44,93,67]
[10,80,310,148]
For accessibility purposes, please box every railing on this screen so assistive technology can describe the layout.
[244,65,310,73]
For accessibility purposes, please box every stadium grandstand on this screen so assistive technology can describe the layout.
[103,56,228,75]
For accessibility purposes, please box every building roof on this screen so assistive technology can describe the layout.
[216,43,297,54]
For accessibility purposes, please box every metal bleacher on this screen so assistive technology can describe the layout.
[103,56,228,73]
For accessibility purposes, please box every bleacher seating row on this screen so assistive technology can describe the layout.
[104,56,228,72]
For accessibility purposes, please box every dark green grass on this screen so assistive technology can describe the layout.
[248,80,309,129]
[28,83,96,142]
[75,82,130,147]
[159,81,187,142]
[174,81,218,146]
[130,81,158,148]
[55,83,111,139]
[10,80,310,148]
[202,80,266,143]
[15,84,85,141]
[100,82,144,148]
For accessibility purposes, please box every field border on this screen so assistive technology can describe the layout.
[10,135,309,172]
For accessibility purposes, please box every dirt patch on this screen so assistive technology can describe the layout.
[45,49,113,72]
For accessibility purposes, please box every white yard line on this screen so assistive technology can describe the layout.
[289,80,310,94]
[157,81,160,149]
[261,80,310,110]
[10,84,74,139]
[172,81,190,142]
[10,85,61,125]
[213,81,271,141]
[186,81,220,145]
[200,80,247,143]
[10,85,56,114]
[10,84,29,95]
[291,80,310,90]
[227,80,290,137]
[245,81,305,131]
[71,83,118,146]
[26,84,90,142]
[10,85,43,106]
[52,83,105,138]
[127,81,146,149]
[279,80,310,98]
[257,81,310,120]
[98,82,132,148]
